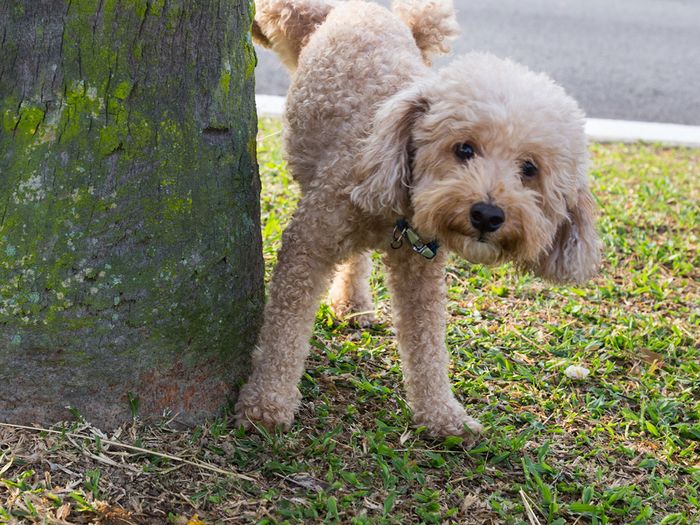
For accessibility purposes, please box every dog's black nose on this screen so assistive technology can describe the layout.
[470,202,505,233]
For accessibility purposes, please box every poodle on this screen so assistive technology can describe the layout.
[235,0,601,442]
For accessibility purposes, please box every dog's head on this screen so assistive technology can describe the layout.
[351,53,601,284]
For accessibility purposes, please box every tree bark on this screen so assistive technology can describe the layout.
[0,0,263,427]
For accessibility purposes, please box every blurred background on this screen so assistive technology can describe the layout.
[254,0,700,125]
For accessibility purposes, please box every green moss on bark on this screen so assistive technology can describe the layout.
[0,0,263,427]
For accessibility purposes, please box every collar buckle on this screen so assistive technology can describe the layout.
[391,219,439,260]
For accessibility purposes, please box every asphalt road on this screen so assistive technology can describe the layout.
[254,0,700,125]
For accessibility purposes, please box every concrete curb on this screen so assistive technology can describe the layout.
[256,94,286,118]
[585,118,700,147]
[256,94,700,147]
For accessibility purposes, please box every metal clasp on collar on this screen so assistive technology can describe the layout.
[391,219,439,260]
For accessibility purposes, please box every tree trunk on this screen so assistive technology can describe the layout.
[0,0,263,427]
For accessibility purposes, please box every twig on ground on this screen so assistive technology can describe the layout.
[519,489,543,525]
[0,422,256,482]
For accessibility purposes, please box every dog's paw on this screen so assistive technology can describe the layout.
[329,300,377,328]
[413,399,484,447]
[233,382,300,432]
[345,309,378,328]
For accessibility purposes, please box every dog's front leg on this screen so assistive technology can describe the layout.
[384,249,483,443]
[234,206,345,431]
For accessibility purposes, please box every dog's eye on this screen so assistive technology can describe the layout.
[454,142,476,161]
[520,160,538,179]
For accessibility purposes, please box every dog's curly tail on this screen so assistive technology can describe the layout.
[252,0,335,71]
[392,0,459,64]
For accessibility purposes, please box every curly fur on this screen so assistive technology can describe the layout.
[252,0,337,70]
[392,0,459,64]
[235,0,601,441]
[253,0,458,70]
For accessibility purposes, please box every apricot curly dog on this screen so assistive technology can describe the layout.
[235,0,601,443]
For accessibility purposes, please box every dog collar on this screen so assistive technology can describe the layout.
[391,219,440,260]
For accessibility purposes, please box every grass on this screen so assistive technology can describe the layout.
[1,117,698,524]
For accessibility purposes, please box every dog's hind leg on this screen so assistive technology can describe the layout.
[253,0,335,71]
[329,252,376,327]
[383,248,483,444]
[234,204,349,431]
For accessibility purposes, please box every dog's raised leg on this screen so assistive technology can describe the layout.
[384,248,484,443]
[329,252,377,327]
[234,207,346,430]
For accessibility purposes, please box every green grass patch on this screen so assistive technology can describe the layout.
[1,118,698,524]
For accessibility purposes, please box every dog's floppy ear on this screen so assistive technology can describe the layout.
[350,86,429,216]
[530,183,601,284]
